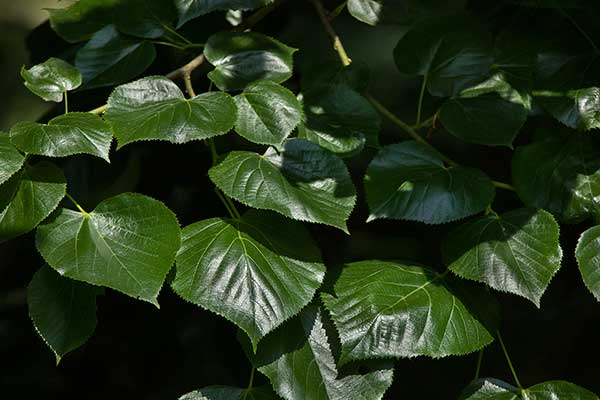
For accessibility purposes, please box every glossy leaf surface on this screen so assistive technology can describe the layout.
[537,88,600,131]
[0,133,25,186]
[21,58,82,102]
[576,226,600,301]
[459,378,599,400]
[175,0,273,27]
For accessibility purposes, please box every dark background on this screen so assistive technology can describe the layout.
[1,1,599,398]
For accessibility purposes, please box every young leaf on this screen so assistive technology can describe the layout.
[179,386,279,400]
[0,133,25,186]
[512,129,600,223]
[298,84,380,157]
[28,265,98,364]
[0,162,66,243]
[105,76,237,148]
[575,225,600,301]
[321,261,498,363]
[250,306,394,400]
[75,25,156,89]
[234,80,302,147]
[175,0,274,27]
[364,141,495,224]
[204,32,297,91]
[21,58,82,102]
[536,88,600,131]
[36,193,181,306]
[172,210,326,348]
[10,113,113,162]
[442,208,562,307]
[459,378,599,400]
[208,139,357,232]
[393,15,491,97]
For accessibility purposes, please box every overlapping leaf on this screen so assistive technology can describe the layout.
[536,88,600,131]
[209,139,357,232]
[179,386,279,400]
[10,113,113,162]
[204,32,297,91]
[300,60,371,93]
[442,208,562,306]
[0,162,66,243]
[75,25,156,89]
[175,0,273,27]
[36,193,181,306]
[105,76,237,148]
[0,133,25,186]
[512,129,600,223]
[364,141,495,224]
[575,226,600,301]
[298,84,380,157]
[234,80,302,147]
[28,265,98,363]
[322,261,498,363]
[172,210,325,348]
[250,306,394,400]
[21,58,82,102]
[459,378,599,400]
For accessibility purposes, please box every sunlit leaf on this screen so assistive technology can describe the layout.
[21,58,81,102]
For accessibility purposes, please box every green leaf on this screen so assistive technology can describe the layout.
[535,51,597,91]
[36,193,181,306]
[347,0,465,26]
[204,32,297,91]
[512,129,600,223]
[175,0,274,27]
[105,76,237,148]
[172,210,325,348]
[393,15,491,97]
[0,162,66,243]
[301,60,371,93]
[0,132,25,186]
[209,139,357,232]
[250,306,394,400]
[442,208,562,307]
[75,25,156,89]
[21,58,82,102]
[459,378,599,400]
[321,261,498,363]
[492,31,537,91]
[234,80,302,147]
[27,265,98,363]
[536,88,600,131]
[10,113,113,162]
[364,141,495,224]
[179,386,279,400]
[575,225,600,302]
[298,84,380,157]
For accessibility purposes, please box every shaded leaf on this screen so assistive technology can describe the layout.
[575,225,600,301]
[75,25,156,89]
[0,132,25,186]
[28,265,98,363]
[442,208,562,306]
[105,76,237,148]
[204,32,297,91]
[301,60,371,93]
[459,378,599,400]
[209,139,357,232]
[347,0,465,26]
[536,87,600,131]
[512,129,600,223]
[175,0,274,27]
[10,113,113,162]
[172,210,325,348]
[321,261,498,363]
[21,58,82,102]
[234,81,302,147]
[364,141,495,224]
[250,306,394,400]
[179,386,279,400]
[0,162,66,243]
[36,193,181,306]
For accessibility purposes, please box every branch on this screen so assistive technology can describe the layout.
[308,0,351,66]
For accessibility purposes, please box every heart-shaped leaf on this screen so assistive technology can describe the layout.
[172,210,325,348]
[75,25,156,89]
[105,76,237,148]
[234,80,302,147]
[10,113,113,162]
[175,0,274,27]
[459,378,598,400]
[209,139,357,232]
[0,133,25,186]
[322,261,498,363]
[575,225,600,302]
[179,386,278,400]
[21,58,82,102]
[512,129,600,223]
[442,208,562,306]
[536,87,600,131]
[28,265,98,364]
[364,141,495,224]
[249,306,394,400]
[204,32,297,91]
[36,193,181,306]
[0,162,66,243]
